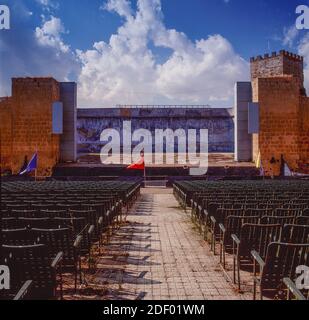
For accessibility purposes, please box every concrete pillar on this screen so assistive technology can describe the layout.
[234,82,252,162]
[60,82,77,162]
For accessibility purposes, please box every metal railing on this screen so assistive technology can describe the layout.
[116,104,212,109]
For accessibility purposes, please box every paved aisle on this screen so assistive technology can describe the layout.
[92,188,248,300]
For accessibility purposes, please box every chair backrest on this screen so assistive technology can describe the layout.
[239,224,282,259]
[54,217,88,235]
[261,242,309,291]
[5,204,29,212]
[11,210,38,218]
[281,225,309,244]
[1,244,56,299]
[296,216,309,225]
[302,208,309,216]
[54,217,90,250]
[31,228,75,266]
[40,210,66,218]
[30,204,55,211]
[275,208,301,217]
[18,217,51,229]
[215,208,244,225]
[207,202,221,216]
[246,208,273,217]
[2,218,21,230]
[260,215,296,226]
[223,215,260,245]
[2,229,38,246]
[56,203,81,211]
[69,209,98,227]
[81,203,105,216]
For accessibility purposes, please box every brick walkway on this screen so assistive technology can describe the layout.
[86,188,249,300]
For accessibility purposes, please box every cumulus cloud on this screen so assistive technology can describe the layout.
[101,0,133,19]
[0,3,79,96]
[1,0,249,106]
[36,0,59,11]
[280,24,309,94]
[35,16,69,53]
[283,25,299,48]
[77,0,249,107]
[298,32,309,91]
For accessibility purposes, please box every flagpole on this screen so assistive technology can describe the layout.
[142,151,145,187]
[143,155,146,187]
[35,148,38,181]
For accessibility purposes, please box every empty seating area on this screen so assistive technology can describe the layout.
[174,180,309,300]
[0,180,141,300]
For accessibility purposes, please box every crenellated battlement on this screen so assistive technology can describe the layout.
[250,50,303,63]
[250,50,305,91]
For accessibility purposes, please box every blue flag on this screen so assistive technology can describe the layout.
[259,160,265,177]
[20,153,38,175]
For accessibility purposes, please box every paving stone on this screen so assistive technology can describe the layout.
[88,188,250,300]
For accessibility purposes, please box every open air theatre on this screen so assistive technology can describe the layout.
[0,50,309,300]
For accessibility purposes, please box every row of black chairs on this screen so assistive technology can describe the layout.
[0,180,141,300]
[174,180,309,300]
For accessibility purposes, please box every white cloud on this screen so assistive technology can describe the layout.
[283,25,299,48]
[298,32,309,91]
[101,0,133,19]
[1,0,249,106]
[281,24,309,94]
[36,0,59,11]
[37,0,50,5]
[35,16,69,53]
[0,7,79,97]
[77,0,249,107]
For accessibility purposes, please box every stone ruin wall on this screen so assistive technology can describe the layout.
[0,78,60,176]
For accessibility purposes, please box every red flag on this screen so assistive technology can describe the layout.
[127,156,145,170]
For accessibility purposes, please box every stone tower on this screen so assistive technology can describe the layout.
[249,50,309,176]
[250,50,306,95]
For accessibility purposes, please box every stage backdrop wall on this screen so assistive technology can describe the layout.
[77,107,234,157]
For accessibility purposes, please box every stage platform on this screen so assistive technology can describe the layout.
[53,153,259,183]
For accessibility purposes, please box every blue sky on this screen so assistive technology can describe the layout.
[1,0,308,107]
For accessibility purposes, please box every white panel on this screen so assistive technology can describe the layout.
[52,102,63,134]
[248,103,259,134]
[234,82,253,162]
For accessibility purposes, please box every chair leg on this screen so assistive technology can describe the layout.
[233,254,236,284]
[88,247,91,270]
[237,258,241,291]
[99,233,103,254]
[59,270,63,300]
[204,224,207,241]
[79,257,82,284]
[210,232,212,250]
[223,249,226,269]
[198,218,203,234]
[74,267,77,292]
